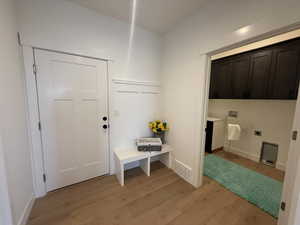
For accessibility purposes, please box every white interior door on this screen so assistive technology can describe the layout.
[35,49,109,191]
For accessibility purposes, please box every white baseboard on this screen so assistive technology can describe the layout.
[226,146,286,171]
[276,162,286,171]
[17,194,35,225]
[226,146,260,162]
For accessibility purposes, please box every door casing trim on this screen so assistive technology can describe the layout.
[23,46,111,197]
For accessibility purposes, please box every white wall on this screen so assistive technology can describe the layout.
[0,0,34,224]
[208,100,296,170]
[111,81,161,149]
[16,0,162,82]
[16,0,163,186]
[161,0,300,183]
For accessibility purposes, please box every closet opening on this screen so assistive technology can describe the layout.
[202,31,300,220]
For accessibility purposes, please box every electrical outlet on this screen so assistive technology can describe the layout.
[254,130,262,136]
[228,111,238,118]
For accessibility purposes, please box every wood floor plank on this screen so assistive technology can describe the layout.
[29,165,172,223]
[69,172,179,225]
[166,182,240,225]
[109,179,194,225]
[27,160,279,225]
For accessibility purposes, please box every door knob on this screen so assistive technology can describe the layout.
[103,124,108,129]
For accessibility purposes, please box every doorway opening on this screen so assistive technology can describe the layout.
[201,31,300,222]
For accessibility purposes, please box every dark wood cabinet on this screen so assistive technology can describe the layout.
[248,50,272,99]
[210,60,232,99]
[269,43,300,99]
[231,55,251,98]
[209,38,300,100]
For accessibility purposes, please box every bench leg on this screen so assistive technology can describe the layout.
[159,152,171,168]
[140,158,150,176]
[114,154,124,186]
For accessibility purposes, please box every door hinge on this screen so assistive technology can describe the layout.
[292,130,298,141]
[17,32,22,46]
[33,64,37,75]
[38,121,42,131]
[43,174,46,183]
[281,201,286,211]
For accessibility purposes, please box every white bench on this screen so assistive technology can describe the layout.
[114,145,172,186]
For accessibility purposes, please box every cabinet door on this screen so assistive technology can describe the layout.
[209,60,232,99]
[270,45,300,99]
[231,55,250,98]
[248,50,272,99]
[209,62,217,99]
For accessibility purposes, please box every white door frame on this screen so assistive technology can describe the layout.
[280,95,300,225]
[22,46,112,197]
[0,135,14,225]
[194,26,300,225]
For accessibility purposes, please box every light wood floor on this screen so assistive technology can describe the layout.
[27,159,281,225]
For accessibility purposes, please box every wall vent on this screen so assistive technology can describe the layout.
[260,142,278,167]
[173,159,192,182]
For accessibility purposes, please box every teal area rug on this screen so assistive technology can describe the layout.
[204,154,283,218]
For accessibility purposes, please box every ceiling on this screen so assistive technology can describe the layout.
[67,0,208,34]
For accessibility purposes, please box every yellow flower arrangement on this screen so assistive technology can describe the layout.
[148,120,169,133]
